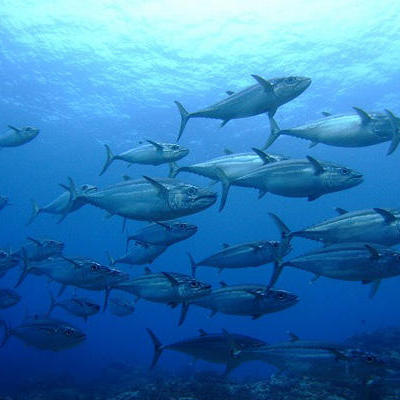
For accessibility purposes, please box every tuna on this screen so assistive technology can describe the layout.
[269,208,400,247]
[126,221,198,246]
[0,126,39,148]
[12,237,64,262]
[175,75,311,140]
[109,297,135,317]
[269,242,400,297]
[188,240,291,276]
[62,177,217,222]
[264,108,400,155]
[191,283,298,319]
[0,196,10,211]
[99,141,189,176]
[27,184,97,225]
[0,315,86,351]
[218,156,363,209]
[0,289,21,309]
[146,328,267,375]
[109,240,167,267]
[0,250,19,278]
[114,268,212,325]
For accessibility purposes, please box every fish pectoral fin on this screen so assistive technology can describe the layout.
[220,119,230,128]
[198,329,207,336]
[251,314,262,320]
[251,74,274,93]
[364,244,380,260]
[161,272,179,286]
[335,207,348,215]
[321,111,332,117]
[146,139,164,151]
[309,141,319,148]
[306,155,324,175]
[353,107,372,125]
[308,194,321,201]
[373,208,396,224]
[226,90,234,96]
[208,309,217,318]
[168,302,178,308]
[222,243,230,249]
[218,267,224,274]
[143,176,169,199]
[26,237,43,247]
[309,274,320,284]
[223,148,234,155]
[219,281,228,287]
[252,147,276,165]
[144,267,152,275]
[258,189,267,199]
[288,332,300,342]
[7,125,20,133]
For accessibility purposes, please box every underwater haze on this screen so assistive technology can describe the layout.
[1,0,400,398]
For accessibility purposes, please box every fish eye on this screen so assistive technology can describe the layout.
[187,187,197,196]
[90,263,100,271]
[366,355,375,363]
[272,242,279,248]
[190,281,200,288]
[278,292,286,300]
[179,223,187,229]
[0,251,7,259]
[396,254,400,262]
[340,168,350,175]
[285,77,296,84]
[64,328,74,336]
[171,144,179,150]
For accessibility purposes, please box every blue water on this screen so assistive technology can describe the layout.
[1,0,400,393]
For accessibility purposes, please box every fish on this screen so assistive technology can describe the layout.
[0,315,86,351]
[188,240,291,276]
[99,140,189,176]
[12,237,64,262]
[191,283,298,319]
[175,75,311,140]
[146,328,267,375]
[0,196,10,210]
[109,297,135,317]
[235,334,387,382]
[0,250,20,278]
[268,242,400,297]
[264,108,400,155]
[27,184,97,225]
[47,291,100,322]
[114,268,212,325]
[126,221,198,246]
[269,208,400,247]
[0,289,21,309]
[0,126,39,148]
[218,156,363,209]
[62,176,217,222]
[109,240,167,266]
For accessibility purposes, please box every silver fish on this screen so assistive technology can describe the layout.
[0,250,19,278]
[265,108,400,155]
[0,126,39,147]
[0,196,10,211]
[47,292,100,322]
[109,297,135,317]
[114,268,211,325]
[0,289,21,309]
[146,328,267,375]
[27,184,97,225]
[175,75,311,140]
[63,177,217,221]
[109,240,167,266]
[99,140,189,176]
[219,156,362,208]
[12,237,64,262]
[126,221,198,246]
[270,242,400,297]
[191,283,298,319]
[188,240,291,276]
[269,208,400,247]
[0,315,86,351]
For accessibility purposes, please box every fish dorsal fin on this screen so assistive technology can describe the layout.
[198,329,207,336]
[373,208,396,224]
[224,148,234,155]
[27,237,42,246]
[143,176,169,198]
[122,175,132,181]
[335,207,348,215]
[219,281,228,287]
[226,91,234,96]
[251,75,274,93]
[162,272,179,286]
[288,331,299,342]
[306,156,324,175]
[146,139,163,151]
[365,244,380,260]
[8,125,20,133]
[252,148,275,164]
[144,267,152,275]
[222,243,230,249]
[353,107,371,125]
[321,111,332,117]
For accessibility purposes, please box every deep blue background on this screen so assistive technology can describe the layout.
[0,0,400,391]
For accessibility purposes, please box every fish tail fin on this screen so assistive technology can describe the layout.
[15,248,31,288]
[26,199,41,226]
[47,290,56,316]
[174,101,190,141]
[385,109,400,155]
[268,213,292,241]
[99,144,115,176]
[263,116,281,150]
[0,320,10,348]
[187,252,197,277]
[215,167,232,212]
[146,328,163,369]
[168,161,180,178]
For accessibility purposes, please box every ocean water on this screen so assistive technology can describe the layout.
[1,0,400,397]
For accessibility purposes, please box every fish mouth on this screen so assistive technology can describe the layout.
[195,194,217,207]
